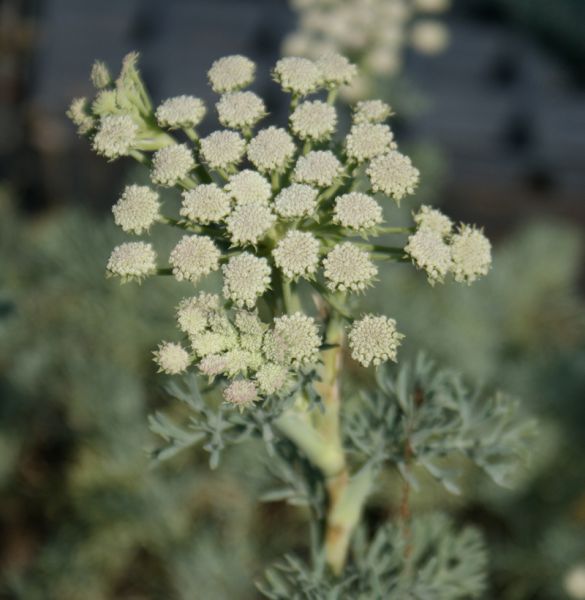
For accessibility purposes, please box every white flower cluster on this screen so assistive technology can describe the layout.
[74,51,491,406]
[405,205,492,284]
[283,0,450,100]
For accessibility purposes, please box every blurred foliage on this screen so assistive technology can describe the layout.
[0,175,584,598]
[0,189,272,599]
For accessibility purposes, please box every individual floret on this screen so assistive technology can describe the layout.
[176,293,220,335]
[156,95,206,129]
[255,363,291,396]
[112,184,160,234]
[323,243,377,292]
[293,150,343,188]
[225,170,272,206]
[348,315,404,367]
[208,55,256,93]
[333,192,383,231]
[367,150,420,202]
[274,184,319,219]
[153,341,191,375]
[169,235,220,283]
[216,91,266,130]
[247,127,296,173]
[450,225,492,284]
[316,53,358,87]
[93,115,138,159]
[106,242,157,282]
[67,97,94,135]
[222,253,271,308]
[273,57,322,96]
[273,231,320,280]
[290,100,337,141]
[226,204,275,246]
[223,379,259,409]
[413,205,453,236]
[180,184,231,225]
[405,228,452,285]
[199,130,246,170]
[151,144,195,186]
[264,313,321,367]
[353,100,393,124]
[199,354,229,379]
[345,123,395,162]
[191,330,238,357]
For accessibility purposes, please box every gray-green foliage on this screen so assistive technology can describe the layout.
[0,192,262,600]
[259,513,487,599]
[345,355,535,493]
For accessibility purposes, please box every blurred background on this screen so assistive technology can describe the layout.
[1,0,585,598]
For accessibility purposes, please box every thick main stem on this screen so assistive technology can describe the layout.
[313,316,371,575]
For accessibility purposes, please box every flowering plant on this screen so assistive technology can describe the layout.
[69,52,530,596]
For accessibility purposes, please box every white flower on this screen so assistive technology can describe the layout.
[151,144,195,186]
[169,235,220,283]
[226,203,275,246]
[414,0,451,12]
[216,91,266,129]
[156,95,206,129]
[405,228,452,285]
[106,242,157,282]
[367,151,420,202]
[411,21,449,55]
[264,313,321,367]
[316,53,357,87]
[223,379,259,409]
[290,100,337,141]
[247,126,296,173]
[180,184,231,225]
[153,341,190,375]
[274,183,319,219]
[93,115,137,159]
[225,170,272,206]
[67,97,94,135]
[235,310,267,352]
[112,184,160,234]
[450,225,492,284]
[348,315,404,367]
[353,100,393,124]
[323,243,377,292]
[199,130,246,170]
[176,293,220,335]
[222,253,271,308]
[413,205,453,236]
[273,57,322,95]
[273,231,320,280]
[191,331,237,357]
[564,565,585,600]
[90,61,111,88]
[255,363,290,396]
[199,354,229,378]
[208,55,256,93]
[222,349,263,376]
[293,150,342,188]
[345,123,395,162]
[333,192,383,231]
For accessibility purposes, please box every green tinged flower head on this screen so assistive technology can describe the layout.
[73,52,491,405]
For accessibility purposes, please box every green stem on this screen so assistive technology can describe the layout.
[327,88,338,105]
[271,171,280,193]
[274,411,344,477]
[379,226,415,234]
[324,463,375,575]
[282,278,301,314]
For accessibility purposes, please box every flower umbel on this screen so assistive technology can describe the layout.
[73,52,491,409]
